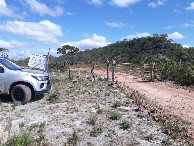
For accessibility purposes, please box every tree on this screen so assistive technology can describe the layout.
[57,45,79,79]
[0,48,8,58]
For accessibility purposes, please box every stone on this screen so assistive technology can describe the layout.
[117,106,131,112]
[0,131,9,144]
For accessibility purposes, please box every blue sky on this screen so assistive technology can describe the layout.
[0,0,194,60]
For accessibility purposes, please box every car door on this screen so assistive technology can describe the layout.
[0,66,5,92]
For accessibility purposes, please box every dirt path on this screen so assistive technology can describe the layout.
[75,68,194,126]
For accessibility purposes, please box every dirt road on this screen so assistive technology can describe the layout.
[76,68,194,126]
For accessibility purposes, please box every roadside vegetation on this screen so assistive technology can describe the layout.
[0,71,193,145]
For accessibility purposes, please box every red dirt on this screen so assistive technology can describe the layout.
[74,68,194,126]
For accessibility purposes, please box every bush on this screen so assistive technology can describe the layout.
[110,111,121,120]
[89,113,98,125]
[120,121,132,130]
[7,133,34,146]
[90,126,103,137]
[97,108,103,114]
[113,101,122,108]
[47,90,61,103]
[68,131,79,145]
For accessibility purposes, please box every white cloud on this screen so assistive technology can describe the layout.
[148,0,164,8]
[173,9,181,13]
[88,0,104,6]
[0,0,23,18]
[0,40,29,49]
[0,20,63,45]
[185,2,194,10]
[8,50,32,60]
[26,0,63,17]
[122,32,151,40]
[109,0,141,7]
[184,23,194,28]
[165,25,176,29]
[65,12,73,15]
[105,21,127,28]
[168,32,185,40]
[182,44,190,48]
[61,34,111,51]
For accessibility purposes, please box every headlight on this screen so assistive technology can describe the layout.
[31,75,46,81]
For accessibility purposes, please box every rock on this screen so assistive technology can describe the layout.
[0,131,9,144]
[117,106,131,112]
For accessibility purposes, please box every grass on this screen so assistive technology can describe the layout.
[110,111,121,120]
[47,90,61,103]
[144,134,154,141]
[89,113,98,125]
[97,108,103,114]
[6,133,34,146]
[90,126,103,137]
[113,101,122,108]
[68,131,79,145]
[120,120,132,130]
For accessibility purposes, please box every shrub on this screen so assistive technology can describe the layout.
[97,108,103,114]
[7,133,34,146]
[110,111,121,120]
[113,101,122,108]
[120,121,132,130]
[69,131,79,145]
[90,126,103,137]
[47,90,60,103]
[89,113,98,125]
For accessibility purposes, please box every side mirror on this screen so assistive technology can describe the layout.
[0,66,4,73]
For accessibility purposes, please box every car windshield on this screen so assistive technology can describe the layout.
[0,59,21,70]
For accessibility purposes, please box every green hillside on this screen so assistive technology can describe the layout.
[51,34,194,85]
[53,34,193,65]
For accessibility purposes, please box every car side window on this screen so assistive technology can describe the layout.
[0,66,4,73]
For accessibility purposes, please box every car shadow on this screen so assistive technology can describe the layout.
[0,94,12,103]
[0,94,45,104]
[31,94,45,102]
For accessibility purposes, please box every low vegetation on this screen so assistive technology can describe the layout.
[0,71,193,145]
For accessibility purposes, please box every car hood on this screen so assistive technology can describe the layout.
[18,69,49,76]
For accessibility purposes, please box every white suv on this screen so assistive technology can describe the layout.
[0,58,52,104]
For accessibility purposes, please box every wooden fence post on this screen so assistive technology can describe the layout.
[91,63,96,80]
[66,62,71,79]
[46,48,50,72]
[112,59,116,81]
[151,62,155,81]
[106,60,110,81]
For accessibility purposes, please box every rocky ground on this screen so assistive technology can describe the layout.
[0,71,190,145]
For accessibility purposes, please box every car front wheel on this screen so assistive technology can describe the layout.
[11,84,32,104]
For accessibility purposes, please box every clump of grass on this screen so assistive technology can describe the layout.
[69,131,79,145]
[137,113,145,119]
[162,139,172,146]
[6,133,34,146]
[144,134,154,141]
[105,93,110,96]
[113,101,122,108]
[19,122,25,129]
[89,113,98,125]
[97,108,103,114]
[39,121,46,133]
[110,111,121,120]
[47,90,60,103]
[29,123,39,131]
[120,121,132,130]
[90,126,103,137]
[28,122,46,132]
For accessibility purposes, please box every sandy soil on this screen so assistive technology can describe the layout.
[0,71,174,145]
[76,68,194,126]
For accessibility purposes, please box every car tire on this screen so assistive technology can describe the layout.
[11,84,32,104]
